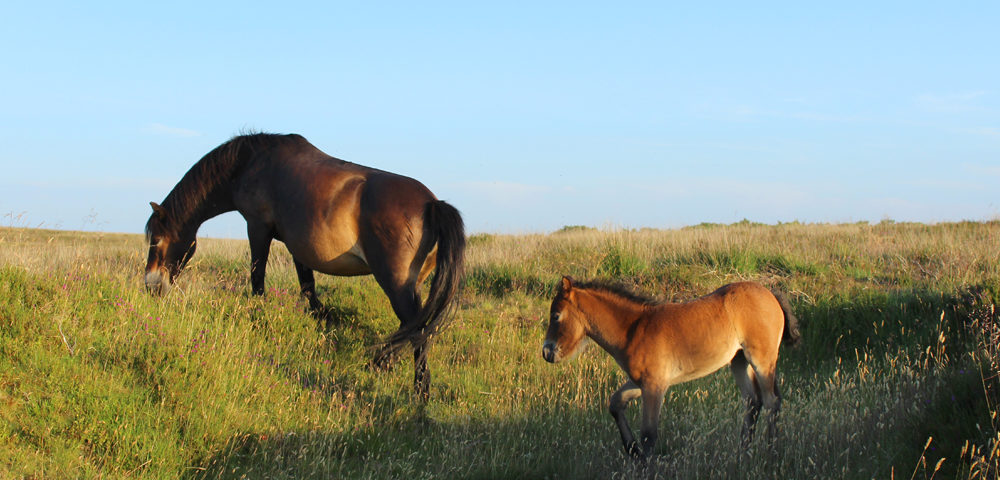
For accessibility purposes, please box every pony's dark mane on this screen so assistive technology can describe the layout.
[573,279,663,307]
[146,132,303,237]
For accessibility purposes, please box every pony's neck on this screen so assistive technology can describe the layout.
[577,288,647,354]
[164,185,236,238]
[160,137,248,236]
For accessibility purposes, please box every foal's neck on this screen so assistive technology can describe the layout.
[577,288,648,352]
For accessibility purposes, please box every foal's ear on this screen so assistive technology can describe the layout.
[561,275,574,292]
[150,202,167,219]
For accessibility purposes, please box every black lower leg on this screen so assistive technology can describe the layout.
[413,343,430,400]
[741,399,762,450]
[293,260,324,312]
[247,224,272,296]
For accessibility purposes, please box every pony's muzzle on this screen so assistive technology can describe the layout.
[542,341,558,363]
[144,271,170,295]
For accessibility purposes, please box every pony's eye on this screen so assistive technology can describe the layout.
[552,312,561,322]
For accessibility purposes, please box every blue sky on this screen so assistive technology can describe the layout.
[1,1,997,236]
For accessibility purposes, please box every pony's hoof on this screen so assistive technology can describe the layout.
[371,349,399,372]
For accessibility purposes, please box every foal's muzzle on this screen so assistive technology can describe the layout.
[542,341,558,363]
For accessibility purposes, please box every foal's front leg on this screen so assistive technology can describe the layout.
[609,381,643,458]
[639,386,667,457]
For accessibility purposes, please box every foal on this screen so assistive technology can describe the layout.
[542,277,799,459]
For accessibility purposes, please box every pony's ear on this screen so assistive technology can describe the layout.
[150,202,167,219]
[561,275,574,292]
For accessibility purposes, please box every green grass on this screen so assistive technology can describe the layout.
[1,221,998,479]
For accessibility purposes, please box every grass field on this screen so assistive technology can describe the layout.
[1,221,998,479]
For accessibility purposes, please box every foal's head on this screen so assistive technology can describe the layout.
[144,202,197,295]
[542,276,590,363]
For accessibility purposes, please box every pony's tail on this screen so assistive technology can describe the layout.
[773,290,801,346]
[382,200,466,360]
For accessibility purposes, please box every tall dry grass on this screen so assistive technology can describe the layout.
[1,221,997,479]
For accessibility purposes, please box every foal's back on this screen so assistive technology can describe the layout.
[638,282,785,384]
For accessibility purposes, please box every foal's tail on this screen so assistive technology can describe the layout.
[385,200,466,358]
[772,290,801,346]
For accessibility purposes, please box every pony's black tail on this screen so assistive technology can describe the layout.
[773,290,801,346]
[382,200,466,359]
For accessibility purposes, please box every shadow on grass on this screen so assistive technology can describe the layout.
[188,405,647,480]
[187,372,993,480]
[188,284,998,479]
[782,283,997,371]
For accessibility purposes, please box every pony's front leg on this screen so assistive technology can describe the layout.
[293,259,325,313]
[609,381,642,458]
[639,386,667,458]
[247,222,273,296]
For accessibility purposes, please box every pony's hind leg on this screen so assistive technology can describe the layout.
[372,279,431,399]
[609,381,643,458]
[730,351,762,451]
[371,282,420,366]
[410,337,430,400]
[394,285,432,400]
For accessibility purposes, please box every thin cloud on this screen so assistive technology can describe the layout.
[454,180,551,199]
[146,123,202,138]
[966,126,1000,137]
[963,163,1000,178]
[700,103,869,124]
[21,177,173,190]
[916,91,990,113]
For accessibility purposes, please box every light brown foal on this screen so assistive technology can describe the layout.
[542,276,799,459]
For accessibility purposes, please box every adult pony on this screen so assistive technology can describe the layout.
[542,277,799,459]
[144,133,465,399]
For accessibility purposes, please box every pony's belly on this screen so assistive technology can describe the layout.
[290,239,371,276]
[315,252,371,276]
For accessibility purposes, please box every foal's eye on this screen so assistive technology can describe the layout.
[551,312,561,322]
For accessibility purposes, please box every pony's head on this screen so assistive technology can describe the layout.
[144,201,197,295]
[542,276,590,363]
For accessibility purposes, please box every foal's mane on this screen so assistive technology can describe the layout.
[571,279,663,307]
[145,132,301,237]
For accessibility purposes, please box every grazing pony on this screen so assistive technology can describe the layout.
[542,277,799,458]
[144,133,465,399]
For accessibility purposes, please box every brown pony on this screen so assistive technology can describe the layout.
[144,133,465,399]
[542,277,799,459]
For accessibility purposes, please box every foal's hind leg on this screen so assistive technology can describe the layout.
[730,351,762,451]
[740,348,783,448]
[753,365,781,447]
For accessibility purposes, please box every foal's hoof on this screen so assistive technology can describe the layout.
[625,443,648,462]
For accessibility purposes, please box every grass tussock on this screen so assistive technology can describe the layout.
[1,221,998,479]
